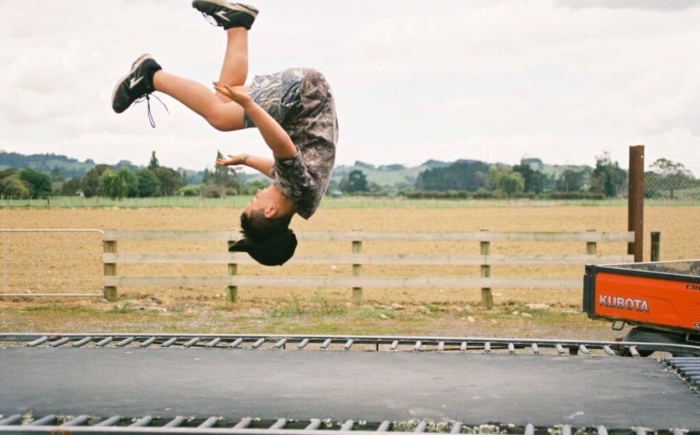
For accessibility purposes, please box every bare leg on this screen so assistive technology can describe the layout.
[216,27,249,103]
[153,70,246,131]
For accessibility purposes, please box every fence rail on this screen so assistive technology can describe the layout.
[101,230,634,307]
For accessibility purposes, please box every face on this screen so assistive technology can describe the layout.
[243,185,276,217]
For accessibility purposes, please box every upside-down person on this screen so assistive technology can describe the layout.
[111,1,338,266]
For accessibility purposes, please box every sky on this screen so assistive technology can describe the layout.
[2,0,700,176]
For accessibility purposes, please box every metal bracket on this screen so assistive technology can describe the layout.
[611,320,626,331]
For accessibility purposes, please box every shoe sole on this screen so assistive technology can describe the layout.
[111,54,153,113]
[193,0,258,18]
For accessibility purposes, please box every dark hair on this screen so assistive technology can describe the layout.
[240,210,292,244]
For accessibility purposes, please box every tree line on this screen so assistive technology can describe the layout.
[1,150,697,200]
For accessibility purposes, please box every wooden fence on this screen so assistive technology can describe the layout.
[102,230,634,307]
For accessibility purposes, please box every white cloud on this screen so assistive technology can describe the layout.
[1,0,699,177]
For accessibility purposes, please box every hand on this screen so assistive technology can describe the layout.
[216,154,250,167]
[213,82,253,107]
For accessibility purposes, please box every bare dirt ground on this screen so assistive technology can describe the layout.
[1,204,698,341]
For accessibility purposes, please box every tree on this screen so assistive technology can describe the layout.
[60,178,84,196]
[339,169,369,193]
[100,168,138,199]
[135,169,161,197]
[416,160,491,191]
[513,162,545,194]
[0,177,31,197]
[555,168,588,192]
[83,164,111,198]
[590,152,627,198]
[488,166,524,197]
[18,168,53,198]
[647,158,695,199]
[148,151,160,170]
[152,166,183,196]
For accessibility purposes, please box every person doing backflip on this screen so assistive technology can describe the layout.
[111,1,338,266]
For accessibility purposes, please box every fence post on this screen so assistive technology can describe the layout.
[227,239,238,303]
[586,229,597,256]
[628,145,644,262]
[651,232,661,262]
[480,229,493,309]
[102,236,118,302]
[352,229,363,306]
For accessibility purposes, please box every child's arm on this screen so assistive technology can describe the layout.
[216,153,274,178]
[213,82,298,159]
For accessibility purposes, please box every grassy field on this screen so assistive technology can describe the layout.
[1,201,698,341]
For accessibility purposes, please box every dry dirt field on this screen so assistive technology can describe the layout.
[1,204,698,341]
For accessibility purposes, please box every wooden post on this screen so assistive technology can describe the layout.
[103,238,118,302]
[628,145,644,262]
[586,229,597,256]
[480,229,493,309]
[651,232,661,262]
[352,230,363,306]
[227,240,238,303]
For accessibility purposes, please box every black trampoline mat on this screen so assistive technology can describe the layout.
[2,348,699,429]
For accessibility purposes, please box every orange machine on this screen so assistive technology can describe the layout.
[584,260,700,346]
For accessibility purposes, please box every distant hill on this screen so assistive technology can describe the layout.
[0,151,96,179]
[2,150,593,188]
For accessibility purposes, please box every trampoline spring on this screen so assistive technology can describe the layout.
[162,337,179,347]
[164,416,188,427]
[72,336,93,347]
[628,346,640,357]
[274,338,287,349]
[320,338,332,350]
[484,342,491,354]
[229,338,244,348]
[27,336,49,347]
[414,341,422,351]
[460,342,467,353]
[450,422,462,433]
[116,337,134,347]
[524,424,535,435]
[63,415,90,427]
[95,415,122,427]
[29,415,56,426]
[297,338,310,349]
[183,337,200,348]
[206,338,221,348]
[95,416,121,427]
[340,420,354,431]
[603,345,615,356]
[579,344,589,356]
[343,339,354,350]
[414,421,428,432]
[234,417,252,429]
[270,418,287,430]
[597,425,609,435]
[0,414,22,425]
[305,419,322,430]
[49,337,71,347]
[377,421,391,432]
[130,416,153,427]
[555,344,565,355]
[140,337,157,348]
[438,341,445,352]
[508,343,515,354]
[531,343,539,354]
[199,417,219,428]
[251,338,265,349]
[390,340,399,351]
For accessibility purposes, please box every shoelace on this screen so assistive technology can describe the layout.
[134,94,169,128]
